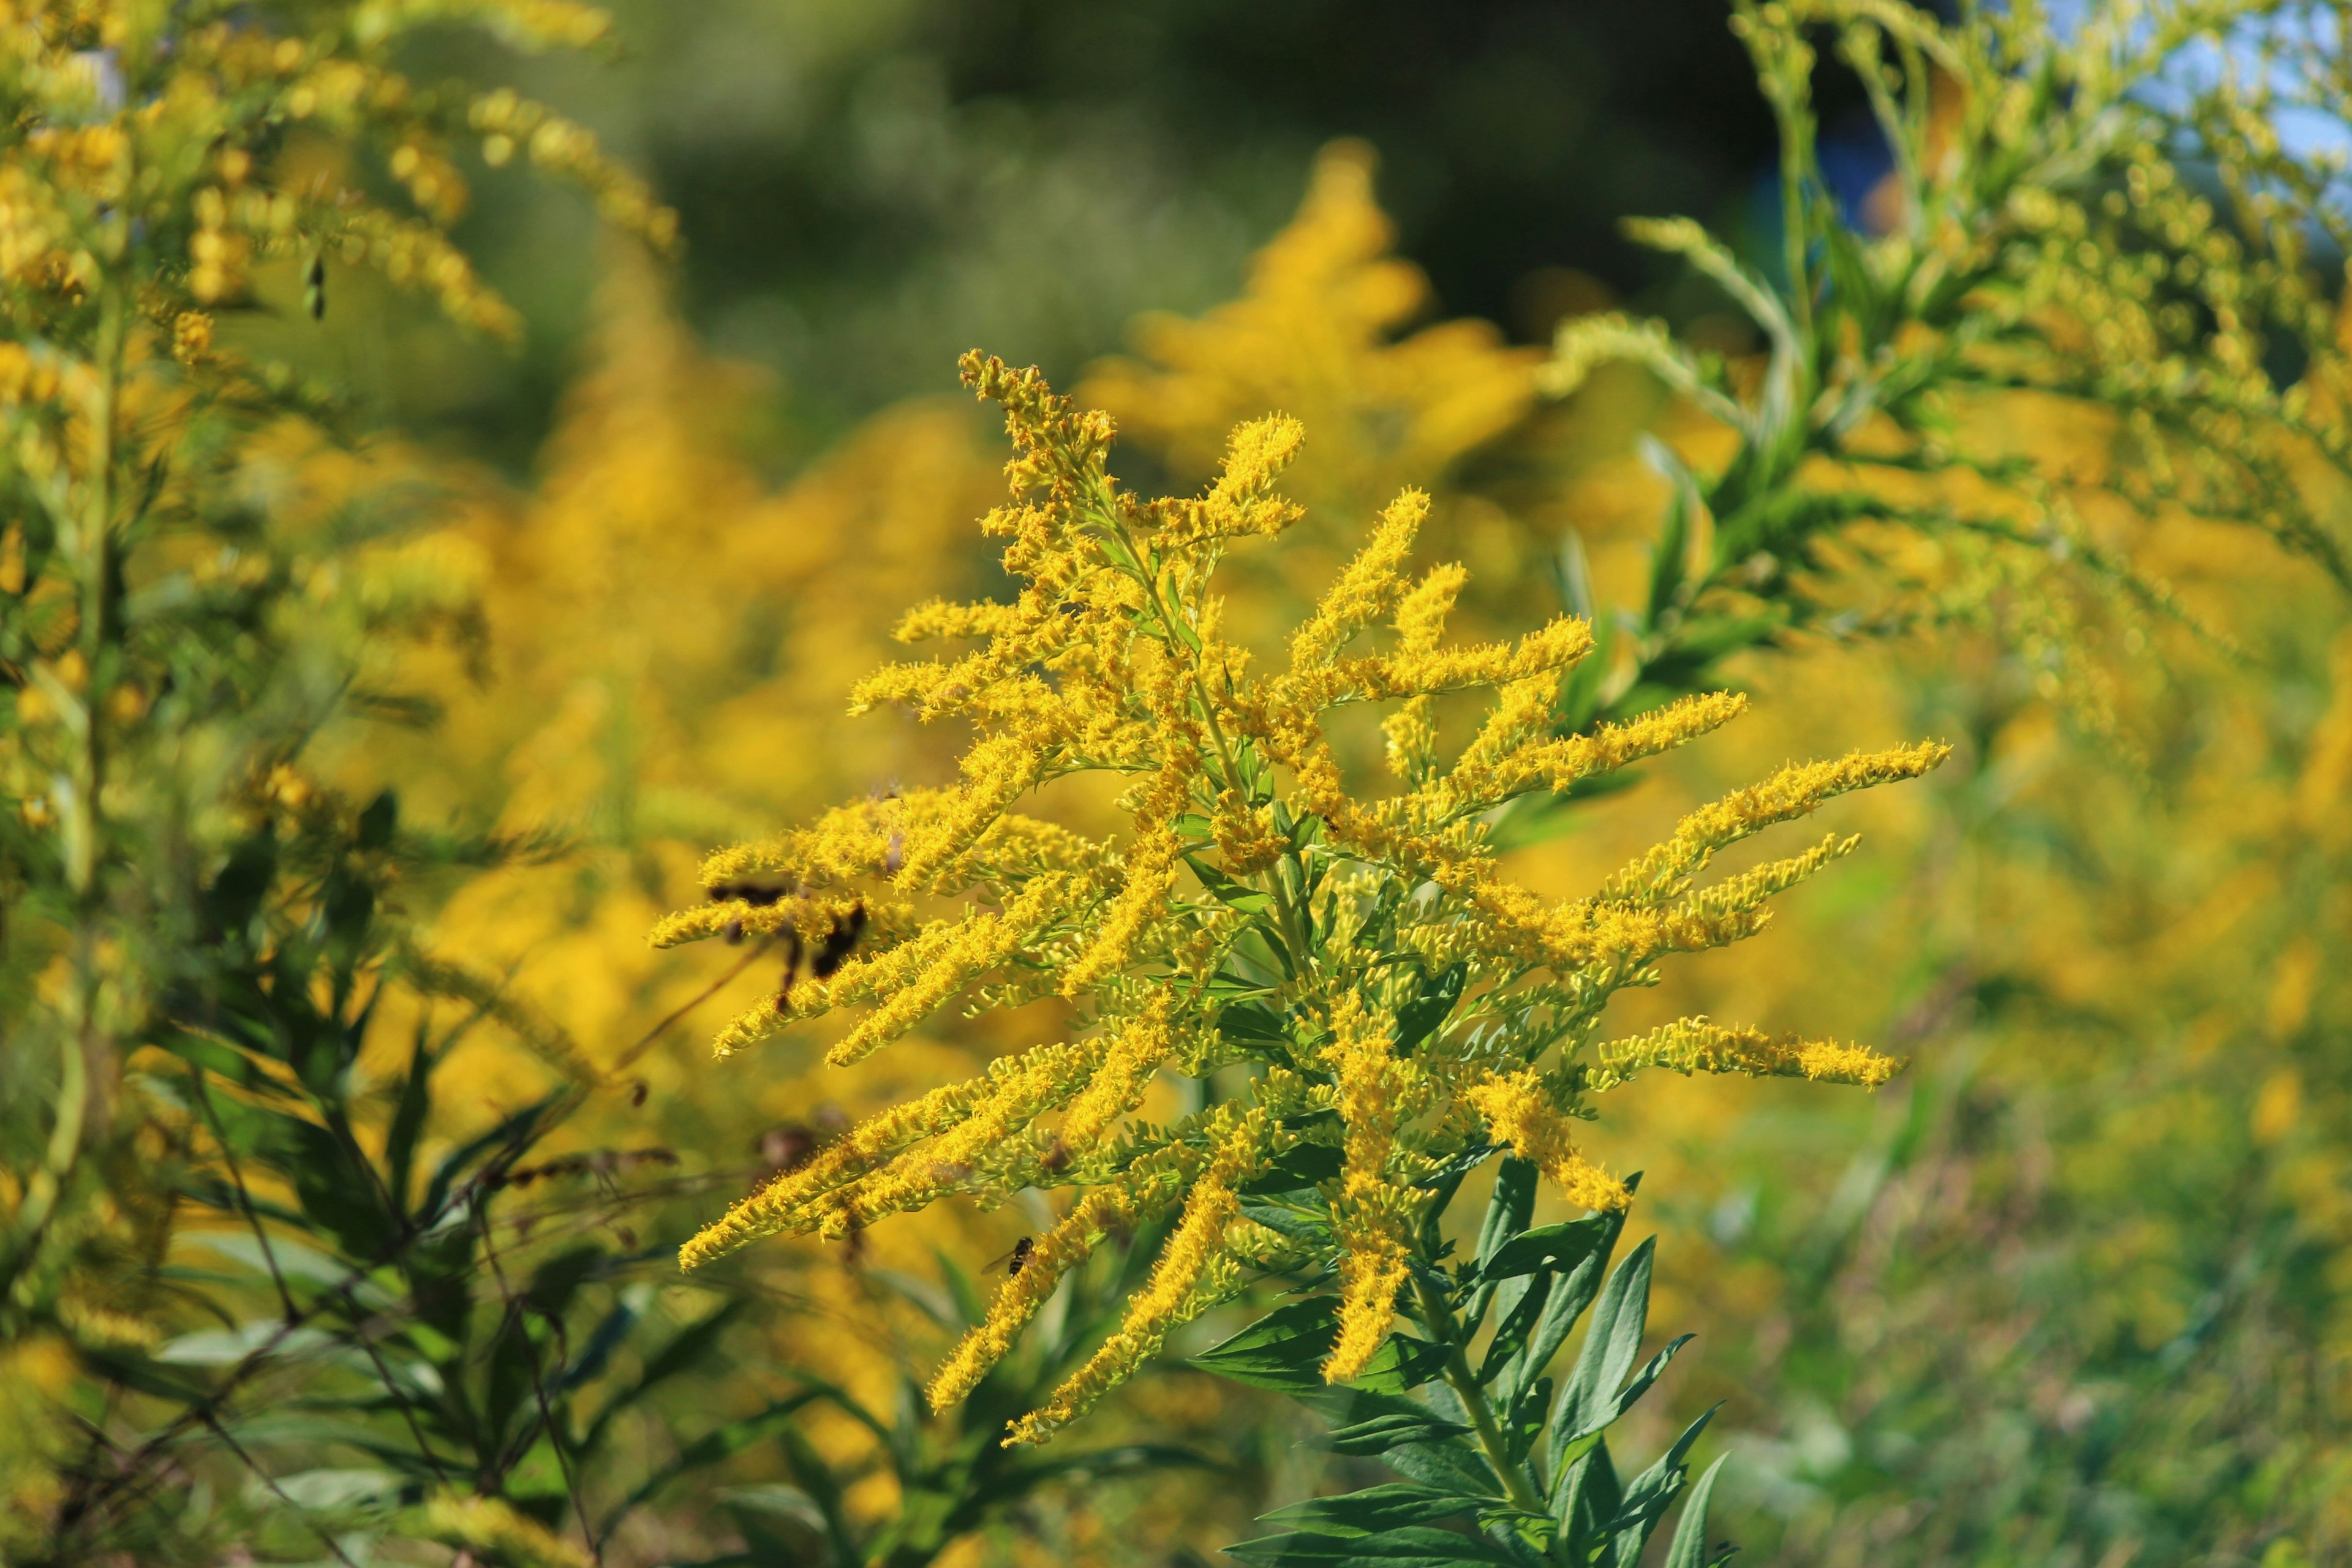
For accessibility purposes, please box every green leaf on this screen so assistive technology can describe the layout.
[1357,1333,1450,1395]
[1552,1433,1621,1546]
[1237,1195,1335,1246]
[578,1300,750,1461]
[385,1031,434,1213]
[1583,1334,1695,1441]
[1479,1216,1609,1284]
[1479,1272,1553,1387]
[1193,1298,1343,1393]
[1551,1238,1654,1449]
[1238,1142,1343,1195]
[1661,1455,1732,1568]
[1219,1000,1294,1045]
[1640,435,1698,620]
[1609,1404,1719,1564]
[1392,963,1464,1053]
[1185,853,1276,914]
[1204,972,1277,1002]
[599,1392,824,1539]
[1319,1409,1473,1457]
[357,790,398,849]
[1253,1483,1472,1537]
[1472,1157,1538,1276]
[1224,1525,1520,1567]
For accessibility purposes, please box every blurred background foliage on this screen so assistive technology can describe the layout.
[7,0,2352,1565]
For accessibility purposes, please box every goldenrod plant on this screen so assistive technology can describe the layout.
[1540,0,2352,748]
[0,0,698,1560]
[654,347,1943,1568]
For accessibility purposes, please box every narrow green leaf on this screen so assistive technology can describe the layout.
[1219,1001,1295,1046]
[1239,1142,1343,1194]
[1392,963,1465,1053]
[1319,1409,1473,1457]
[1253,1483,1472,1537]
[1479,1216,1609,1284]
[1192,1298,1341,1393]
[1473,1156,1537,1276]
[1662,1454,1732,1568]
[1608,1404,1719,1563]
[1224,1525,1518,1567]
[1550,1237,1654,1452]
[1186,853,1277,914]
[1579,1334,1694,1441]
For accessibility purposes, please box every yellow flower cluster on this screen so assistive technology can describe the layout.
[1322,993,1427,1382]
[1590,1016,1901,1093]
[0,2,669,349]
[657,355,1944,1441]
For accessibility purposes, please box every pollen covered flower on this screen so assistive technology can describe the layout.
[657,356,1945,1441]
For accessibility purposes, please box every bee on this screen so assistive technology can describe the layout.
[984,1236,1036,1276]
[722,916,744,945]
[629,1079,649,1108]
[1038,1137,1071,1174]
[303,254,326,320]
[810,900,866,979]
[707,879,787,908]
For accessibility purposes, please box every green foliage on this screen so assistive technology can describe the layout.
[1204,1161,1732,1568]
[1539,0,2352,750]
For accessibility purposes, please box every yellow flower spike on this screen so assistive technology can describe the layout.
[1383,563,1470,782]
[1210,789,1287,876]
[827,875,1068,1065]
[1289,488,1430,669]
[831,1040,1117,1230]
[1159,413,1308,548]
[1606,740,1951,903]
[1005,1110,1271,1444]
[1439,690,1752,816]
[1061,821,1182,997]
[1592,1016,1903,1093]
[1322,993,1422,1382]
[680,1074,989,1270]
[1464,1066,1631,1214]
[1058,998,1176,1150]
[656,360,1945,1439]
[927,1177,1161,1411]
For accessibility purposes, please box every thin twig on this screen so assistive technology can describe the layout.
[61,1093,574,1539]
[202,1412,364,1568]
[188,1069,298,1325]
[610,938,775,1073]
[476,1207,604,1565]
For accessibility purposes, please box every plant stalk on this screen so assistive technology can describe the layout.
[1411,1271,1546,1518]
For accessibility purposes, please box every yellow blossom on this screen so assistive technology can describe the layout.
[1466,1067,1630,1214]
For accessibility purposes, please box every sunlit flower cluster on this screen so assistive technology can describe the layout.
[658,355,1945,1442]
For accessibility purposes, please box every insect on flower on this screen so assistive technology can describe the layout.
[984,1237,1037,1276]
[654,354,1945,1446]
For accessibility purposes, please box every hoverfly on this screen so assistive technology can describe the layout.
[982,1236,1036,1277]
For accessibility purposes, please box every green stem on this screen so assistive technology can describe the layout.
[1411,1272,1545,1517]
